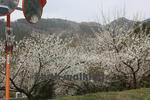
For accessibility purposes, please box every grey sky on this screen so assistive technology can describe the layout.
[1,0,150,23]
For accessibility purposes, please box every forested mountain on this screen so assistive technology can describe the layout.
[0,20,5,39]
[16,18,101,38]
[0,18,101,40]
[0,17,150,41]
[0,19,29,41]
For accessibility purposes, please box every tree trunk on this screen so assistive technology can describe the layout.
[27,94,35,100]
[133,73,137,89]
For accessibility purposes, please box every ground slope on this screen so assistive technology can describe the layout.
[51,88,150,100]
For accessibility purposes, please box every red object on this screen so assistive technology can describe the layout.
[6,14,11,100]
[38,0,47,8]
[6,53,10,100]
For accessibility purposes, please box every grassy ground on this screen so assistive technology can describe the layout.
[51,88,150,100]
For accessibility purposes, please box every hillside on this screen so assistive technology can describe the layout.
[14,19,101,38]
[0,17,150,41]
[0,18,101,40]
[51,88,150,100]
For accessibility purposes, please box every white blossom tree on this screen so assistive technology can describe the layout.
[0,32,86,100]
[93,28,150,89]
[0,40,5,90]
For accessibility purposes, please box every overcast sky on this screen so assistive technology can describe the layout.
[1,0,150,23]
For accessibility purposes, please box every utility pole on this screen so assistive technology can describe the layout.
[5,14,14,100]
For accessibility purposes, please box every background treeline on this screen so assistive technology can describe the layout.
[1,17,150,41]
[0,18,101,41]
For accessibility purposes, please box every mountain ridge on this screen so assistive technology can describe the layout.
[0,17,150,40]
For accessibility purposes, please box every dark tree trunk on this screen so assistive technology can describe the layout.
[27,94,36,100]
[133,73,137,89]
